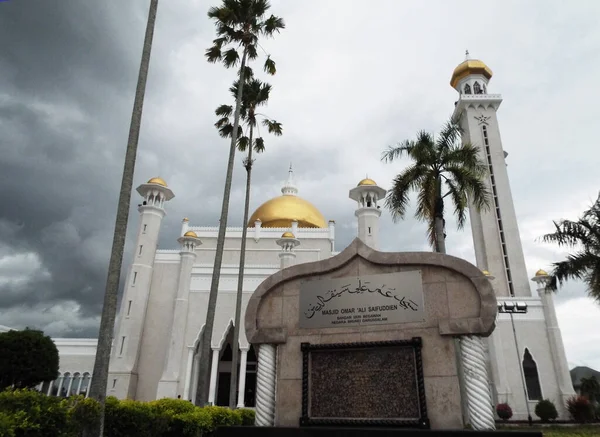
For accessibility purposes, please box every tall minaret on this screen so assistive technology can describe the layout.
[451,52,530,297]
[108,177,174,399]
[276,232,300,269]
[156,227,202,399]
[349,178,386,250]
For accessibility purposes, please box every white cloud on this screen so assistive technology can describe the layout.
[557,298,600,370]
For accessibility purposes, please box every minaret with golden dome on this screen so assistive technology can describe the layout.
[451,51,530,299]
[349,177,386,249]
[108,177,174,399]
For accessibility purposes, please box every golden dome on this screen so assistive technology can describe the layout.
[358,178,377,186]
[147,177,167,187]
[281,232,295,238]
[535,269,548,276]
[183,230,198,238]
[248,195,327,228]
[450,59,493,88]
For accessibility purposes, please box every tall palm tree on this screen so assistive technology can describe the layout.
[214,77,282,408]
[85,1,159,436]
[199,0,283,406]
[541,192,600,301]
[381,116,490,254]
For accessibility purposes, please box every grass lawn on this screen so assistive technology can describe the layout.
[501,426,599,436]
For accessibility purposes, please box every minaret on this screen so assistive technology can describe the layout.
[156,228,202,399]
[281,163,298,196]
[348,177,386,250]
[107,177,174,399]
[276,232,300,269]
[451,52,531,297]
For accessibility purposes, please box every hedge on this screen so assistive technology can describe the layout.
[0,389,255,437]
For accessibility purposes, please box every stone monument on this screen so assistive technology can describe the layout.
[243,238,501,430]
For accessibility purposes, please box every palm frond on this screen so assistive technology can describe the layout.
[246,44,259,61]
[205,45,222,63]
[254,137,265,153]
[381,140,414,163]
[223,48,240,68]
[263,15,285,35]
[384,164,427,222]
[436,118,463,150]
[237,135,250,151]
[443,177,468,229]
[444,164,490,212]
[215,104,233,118]
[264,56,276,75]
[414,170,438,248]
[262,118,282,135]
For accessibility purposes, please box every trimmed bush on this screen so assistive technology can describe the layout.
[534,399,558,422]
[67,396,101,436]
[0,412,15,437]
[496,402,513,421]
[238,408,255,426]
[566,395,594,423]
[596,403,600,420]
[0,388,70,437]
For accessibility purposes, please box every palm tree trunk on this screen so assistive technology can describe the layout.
[196,49,248,406]
[434,176,446,254]
[229,123,254,408]
[85,1,159,435]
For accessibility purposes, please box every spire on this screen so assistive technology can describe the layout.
[281,163,298,196]
[465,49,470,60]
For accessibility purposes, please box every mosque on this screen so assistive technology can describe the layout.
[37,56,575,420]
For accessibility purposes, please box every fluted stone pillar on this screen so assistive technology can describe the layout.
[236,349,248,408]
[460,335,496,430]
[255,344,277,426]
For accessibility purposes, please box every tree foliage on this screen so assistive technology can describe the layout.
[0,328,59,390]
[541,193,600,301]
[381,115,490,251]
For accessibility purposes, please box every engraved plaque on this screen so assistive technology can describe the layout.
[301,339,428,427]
[299,271,425,329]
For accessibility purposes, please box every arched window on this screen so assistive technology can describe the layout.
[474,81,482,94]
[482,83,487,94]
[464,84,472,94]
[522,348,542,401]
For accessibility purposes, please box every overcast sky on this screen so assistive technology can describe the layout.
[0,0,599,370]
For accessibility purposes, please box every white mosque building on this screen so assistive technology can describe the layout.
[35,56,575,420]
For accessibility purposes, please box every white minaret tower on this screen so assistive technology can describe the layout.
[108,177,174,399]
[276,232,300,269]
[451,52,530,298]
[349,177,386,250]
[156,227,202,399]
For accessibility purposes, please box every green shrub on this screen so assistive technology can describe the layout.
[0,412,15,437]
[104,397,167,437]
[535,399,558,422]
[0,388,70,437]
[167,409,213,437]
[566,395,594,423]
[150,398,196,415]
[237,408,255,426]
[202,406,241,428]
[67,396,101,436]
[595,403,600,420]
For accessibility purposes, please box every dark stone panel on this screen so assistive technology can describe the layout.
[309,347,419,419]
[215,426,543,437]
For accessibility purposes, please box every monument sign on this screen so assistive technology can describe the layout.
[299,271,425,329]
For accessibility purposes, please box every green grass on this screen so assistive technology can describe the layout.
[502,426,599,436]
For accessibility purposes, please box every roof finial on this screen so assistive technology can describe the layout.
[465,49,470,60]
[282,164,298,196]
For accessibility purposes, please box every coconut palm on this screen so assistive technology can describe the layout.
[214,77,282,408]
[541,193,600,301]
[85,1,159,436]
[381,116,490,253]
[199,0,284,406]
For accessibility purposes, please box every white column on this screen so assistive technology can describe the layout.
[56,376,64,397]
[47,381,54,395]
[76,376,84,395]
[460,335,496,430]
[237,349,248,408]
[85,377,92,398]
[208,348,220,405]
[255,344,277,426]
[183,347,195,401]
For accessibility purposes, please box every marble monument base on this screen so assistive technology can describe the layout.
[215,427,543,437]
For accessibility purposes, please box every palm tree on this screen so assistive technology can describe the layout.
[85,1,159,436]
[541,192,600,301]
[199,0,284,406]
[381,116,490,254]
[214,77,282,408]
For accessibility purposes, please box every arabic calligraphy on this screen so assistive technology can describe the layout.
[303,278,420,319]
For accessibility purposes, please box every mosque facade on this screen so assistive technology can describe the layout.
[40,57,575,420]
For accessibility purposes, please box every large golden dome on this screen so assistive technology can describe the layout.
[248,195,327,228]
[450,59,493,88]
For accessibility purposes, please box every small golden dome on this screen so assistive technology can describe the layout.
[147,177,167,187]
[182,217,189,222]
[358,178,377,186]
[183,230,198,238]
[450,59,493,88]
[535,269,548,276]
[281,232,295,238]
[482,270,491,276]
[248,195,327,229]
